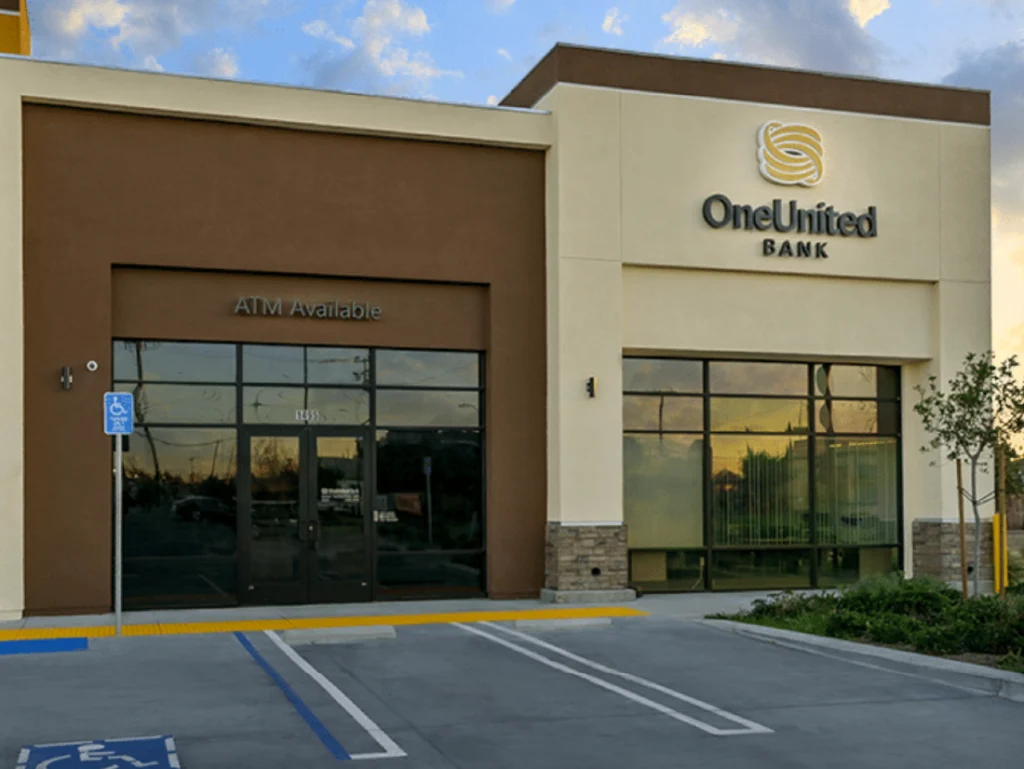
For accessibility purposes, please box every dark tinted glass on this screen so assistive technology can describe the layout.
[816,438,899,545]
[817,400,898,435]
[376,350,479,388]
[307,348,371,385]
[709,361,807,395]
[242,387,370,425]
[116,383,236,425]
[376,552,484,599]
[710,398,809,433]
[374,429,483,551]
[376,390,480,427]
[624,434,703,548]
[623,395,702,431]
[629,550,706,593]
[818,547,899,587]
[249,435,302,584]
[711,549,812,590]
[622,359,702,393]
[711,436,810,545]
[815,364,899,399]
[243,345,305,384]
[121,428,237,609]
[113,341,235,382]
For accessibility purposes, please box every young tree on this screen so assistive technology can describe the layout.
[914,352,1024,597]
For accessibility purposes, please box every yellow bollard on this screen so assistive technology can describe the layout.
[993,514,1002,595]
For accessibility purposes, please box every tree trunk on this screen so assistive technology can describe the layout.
[971,458,981,598]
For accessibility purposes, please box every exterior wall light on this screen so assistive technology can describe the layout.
[586,377,597,398]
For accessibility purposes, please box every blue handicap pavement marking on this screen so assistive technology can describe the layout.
[18,737,180,769]
[103,392,134,436]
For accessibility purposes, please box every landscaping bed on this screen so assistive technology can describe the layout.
[709,574,1024,674]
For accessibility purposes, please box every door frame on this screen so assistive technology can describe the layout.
[237,424,374,606]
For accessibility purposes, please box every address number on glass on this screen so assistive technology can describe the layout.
[374,510,399,523]
[295,409,324,422]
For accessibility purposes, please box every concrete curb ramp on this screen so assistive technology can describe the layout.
[702,619,1024,704]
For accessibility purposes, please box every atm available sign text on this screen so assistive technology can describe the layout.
[701,193,878,259]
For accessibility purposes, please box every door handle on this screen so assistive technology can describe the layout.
[305,520,320,548]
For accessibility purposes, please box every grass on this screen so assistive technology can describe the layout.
[708,572,1024,672]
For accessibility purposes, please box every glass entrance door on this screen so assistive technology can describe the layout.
[240,427,371,605]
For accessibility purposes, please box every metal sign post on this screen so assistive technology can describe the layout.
[104,392,134,636]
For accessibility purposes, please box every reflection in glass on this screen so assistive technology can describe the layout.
[710,398,809,433]
[376,350,479,388]
[374,430,483,552]
[815,364,899,399]
[376,552,484,599]
[307,348,371,386]
[818,547,899,587]
[816,438,899,545]
[113,341,236,382]
[315,436,367,585]
[249,436,301,583]
[121,428,237,609]
[711,436,810,545]
[243,387,370,425]
[629,550,706,592]
[817,400,898,435]
[117,383,236,425]
[376,390,480,427]
[712,549,812,590]
[622,359,702,393]
[709,361,807,395]
[624,434,704,549]
[243,345,304,384]
[623,395,702,432]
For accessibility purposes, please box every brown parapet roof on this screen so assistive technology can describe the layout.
[501,44,990,126]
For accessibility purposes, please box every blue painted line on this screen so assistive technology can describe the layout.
[0,638,88,656]
[234,631,351,761]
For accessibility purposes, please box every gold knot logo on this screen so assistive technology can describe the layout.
[757,121,824,187]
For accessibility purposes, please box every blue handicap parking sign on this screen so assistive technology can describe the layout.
[18,737,179,769]
[104,392,134,436]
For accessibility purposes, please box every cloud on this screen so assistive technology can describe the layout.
[489,0,515,12]
[302,0,461,97]
[602,8,626,36]
[196,47,240,78]
[486,95,499,105]
[847,0,891,27]
[497,47,512,60]
[659,0,886,75]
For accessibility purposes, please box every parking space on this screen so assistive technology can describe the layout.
[1,614,1021,768]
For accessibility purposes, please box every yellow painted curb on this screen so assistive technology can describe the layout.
[0,606,647,641]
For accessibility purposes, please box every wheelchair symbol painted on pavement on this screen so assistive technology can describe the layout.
[18,737,180,769]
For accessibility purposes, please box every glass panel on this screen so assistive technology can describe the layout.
[376,390,480,427]
[817,400,898,435]
[622,358,702,393]
[711,436,810,545]
[629,550,706,593]
[709,361,807,395]
[243,345,305,384]
[376,350,479,388]
[711,549,812,590]
[710,398,809,433]
[623,395,702,431]
[113,341,236,382]
[248,436,302,584]
[624,434,704,548]
[374,430,483,551]
[116,383,236,425]
[818,547,899,587]
[243,387,369,425]
[314,436,367,585]
[121,428,237,609]
[816,438,899,545]
[376,552,484,599]
[307,348,371,386]
[815,364,899,399]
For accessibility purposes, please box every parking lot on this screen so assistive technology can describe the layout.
[2,611,1022,768]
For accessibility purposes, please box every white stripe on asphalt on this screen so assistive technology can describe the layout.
[453,622,772,736]
[263,630,406,760]
[479,621,773,733]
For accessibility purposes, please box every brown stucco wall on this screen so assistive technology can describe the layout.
[23,104,547,614]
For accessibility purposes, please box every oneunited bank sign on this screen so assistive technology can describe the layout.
[701,121,877,259]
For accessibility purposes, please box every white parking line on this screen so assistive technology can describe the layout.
[263,630,406,760]
[453,622,772,737]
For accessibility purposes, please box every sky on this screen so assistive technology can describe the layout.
[20,0,1024,364]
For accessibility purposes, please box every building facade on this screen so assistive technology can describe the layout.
[0,45,992,618]
[0,0,30,57]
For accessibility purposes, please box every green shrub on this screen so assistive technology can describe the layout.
[824,609,870,639]
[1008,550,1024,588]
[864,614,922,646]
[838,573,962,621]
[911,621,973,655]
[747,590,838,620]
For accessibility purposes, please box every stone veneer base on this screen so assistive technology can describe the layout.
[544,522,629,592]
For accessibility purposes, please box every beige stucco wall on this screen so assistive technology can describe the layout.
[542,83,992,576]
[0,55,552,619]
